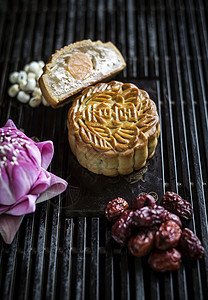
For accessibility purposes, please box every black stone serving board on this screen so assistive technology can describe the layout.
[61,79,163,216]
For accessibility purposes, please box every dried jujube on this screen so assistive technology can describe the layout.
[128,229,155,257]
[105,190,204,273]
[164,211,182,228]
[179,228,204,260]
[111,210,134,245]
[155,221,181,250]
[161,191,193,220]
[131,194,156,210]
[133,205,167,227]
[148,248,181,272]
[105,197,129,222]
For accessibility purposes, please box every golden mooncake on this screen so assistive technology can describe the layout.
[67,81,160,176]
[39,40,126,108]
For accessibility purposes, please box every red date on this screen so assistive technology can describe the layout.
[131,194,156,210]
[111,210,134,245]
[179,228,204,260]
[133,205,167,227]
[105,197,129,222]
[128,229,155,257]
[105,190,203,273]
[161,191,193,220]
[155,221,181,250]
[148,248,181,272]
[164,211,182,228]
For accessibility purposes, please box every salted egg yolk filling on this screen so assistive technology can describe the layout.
[66,52,93,80]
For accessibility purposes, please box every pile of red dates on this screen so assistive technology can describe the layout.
[105,191,204,272]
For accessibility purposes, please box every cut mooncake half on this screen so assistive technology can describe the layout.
[39,40,126,108]
[67,81,160,177]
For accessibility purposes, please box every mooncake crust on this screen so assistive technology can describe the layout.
[67,81,160,176]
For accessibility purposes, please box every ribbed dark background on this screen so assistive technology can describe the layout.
[0,0,208,299]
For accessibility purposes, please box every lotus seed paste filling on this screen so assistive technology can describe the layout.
[48,44,124,97]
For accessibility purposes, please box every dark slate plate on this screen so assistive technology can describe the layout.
[61,79,163,216]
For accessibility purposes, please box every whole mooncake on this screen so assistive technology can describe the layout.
[67,81,160,176]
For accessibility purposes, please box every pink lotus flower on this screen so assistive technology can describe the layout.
[0,119,68,244]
